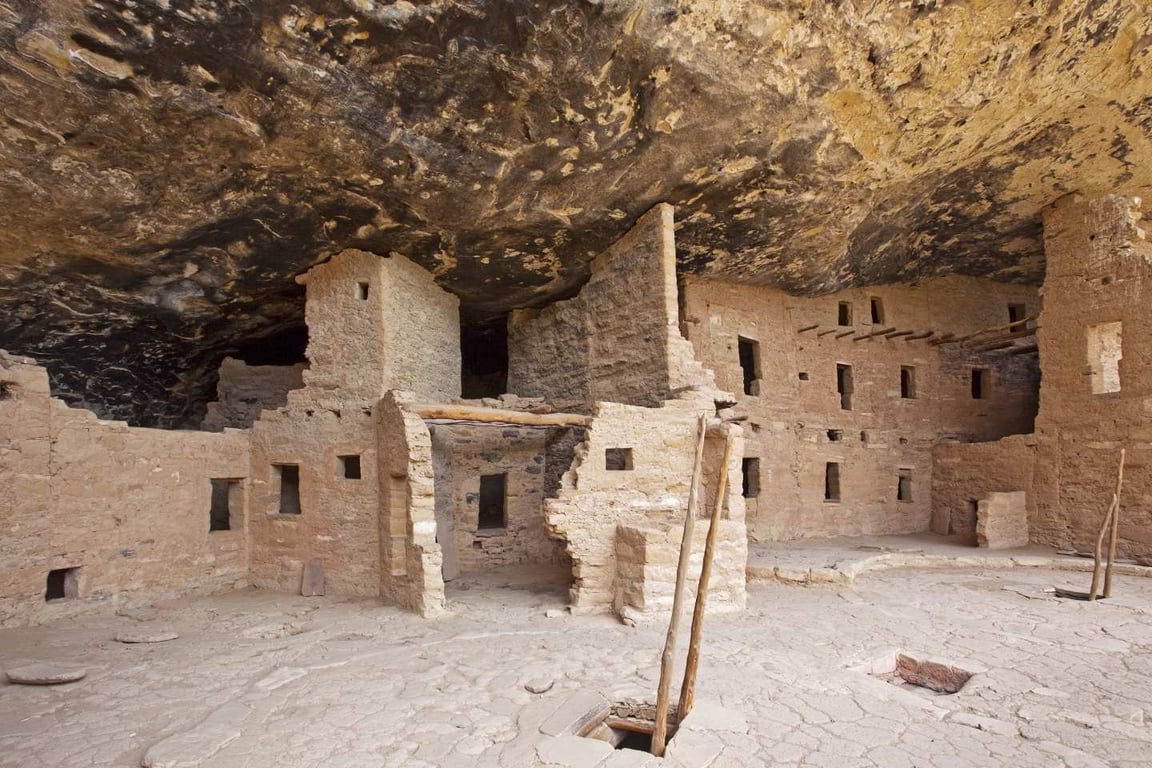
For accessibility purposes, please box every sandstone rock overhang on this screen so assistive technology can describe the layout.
[0,1,1149,425]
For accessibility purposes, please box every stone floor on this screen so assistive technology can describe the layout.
[3,561,1152,767]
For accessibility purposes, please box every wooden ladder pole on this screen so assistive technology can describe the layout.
[1089,497,1115,602]
[1103,448,1127,598]
[651,413,708,757]
[678,426,734,721]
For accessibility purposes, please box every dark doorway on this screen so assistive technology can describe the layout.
[824,462,841,502]
[478,473,507,529]
[738,336,761,396]
[837,364,853,410]
[742,458,760,498]
[45,567,79,601]
[461,317,509,398]
[276,465,301,515]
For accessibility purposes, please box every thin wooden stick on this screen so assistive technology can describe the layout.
[652,413,708,757]
[1103,448,1127,598]
[678,426,734,721]
[1089,497,1116,601]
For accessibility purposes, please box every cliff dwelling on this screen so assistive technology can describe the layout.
[3,2,1152,767]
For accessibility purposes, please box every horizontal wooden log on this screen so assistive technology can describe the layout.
[797,324,819,333]
[885,329,915,338]
[904,330,936,341]
[835,330,856,339]
[817,329,837,337]
[410,404,591,427]
[854,326,896,341]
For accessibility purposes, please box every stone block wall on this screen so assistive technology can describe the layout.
[298,249,461,403]
[681,276,1040,542]
[201,357,305,431]
[508,204,692,413]
[545,401,746,613]
[1,354,250,627]
[429,423,569,575]
[930,436,1036,544]
[977,491,1029,549]
[614,519,747,617]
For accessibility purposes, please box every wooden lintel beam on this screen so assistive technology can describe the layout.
[409,404,591,427]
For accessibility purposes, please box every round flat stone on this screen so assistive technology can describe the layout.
[115,630,179,644]
[525,677,555,694]
[6,664,87,685]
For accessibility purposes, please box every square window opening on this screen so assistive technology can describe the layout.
[900,366,916,399]
[798,371,809,381]
[837,364,854,410]
[738,336,761,396]
[606,448,634,471]
[356,281,369,300]
[478,473,507,530]
[45,567,79,601]
[824,462,841,502]
[827,429,843,442]
[339,454,362,480]
[837,301,853,327]
[897,469,913,502]
[275,464,301,515]
[870,297,885,324]
[210,479,243,532]
[970,369,988,400]
[742,458,761,498]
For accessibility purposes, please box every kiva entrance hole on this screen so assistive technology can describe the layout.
[870,653,972,695]
[579,700,677,755]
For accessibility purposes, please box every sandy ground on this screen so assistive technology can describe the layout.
[3,560,1152,767]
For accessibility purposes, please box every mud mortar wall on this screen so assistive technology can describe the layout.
[0,357,250,627]
[682,276,1040,542]
[201,357,305,431]
[508,204,685,413]
[430,423,569,574]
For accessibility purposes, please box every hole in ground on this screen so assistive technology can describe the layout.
[868,652,973,695]
[579,700,678,754]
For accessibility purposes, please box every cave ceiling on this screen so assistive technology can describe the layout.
[0,0,1149,425]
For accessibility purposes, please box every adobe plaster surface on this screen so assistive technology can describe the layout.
[4,565,1152,767]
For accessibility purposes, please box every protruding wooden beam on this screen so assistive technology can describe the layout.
[1007,344,1039,356]
[835,330,856,339]
[410,404,591,427]
[885,329,915,339]
[817,329,837,337]
[853,327,895,341]
[904,330,936,342]
[797,324,819,333]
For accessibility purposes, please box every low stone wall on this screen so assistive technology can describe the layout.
[201,358,304,431]
[930,435,1036,542]
[1,355,250,627]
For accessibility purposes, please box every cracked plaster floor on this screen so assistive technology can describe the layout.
[3,562,1152,768]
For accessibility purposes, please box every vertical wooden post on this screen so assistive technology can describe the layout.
[651,413,708,757]
[1103,448,1127,598]
[1089,498,1116,602]
[677,426,734,721]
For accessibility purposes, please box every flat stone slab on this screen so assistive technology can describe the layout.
[6,663,88,685]
[539,690,611,737]
[301,558,325,597]
[525,677,555,694]
[116,631,179,644]
[536,734,613,768]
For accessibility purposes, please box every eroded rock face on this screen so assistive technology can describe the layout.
[0,0,1149,425]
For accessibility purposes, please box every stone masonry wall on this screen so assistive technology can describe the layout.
[430,423,568,574]
[298,249,460,403]
[682,276,1040,542]
[508,204,686,412]
[545,399,746,613]
[931,436,1037,544]
[1,354,250,627]
[201,357,305,431]
[1029,194,1152,557]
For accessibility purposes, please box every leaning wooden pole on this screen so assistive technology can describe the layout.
[651,413,708,757]
[677,426,734,721]
[1103,448,1127,598]
[1089,497,1116,602]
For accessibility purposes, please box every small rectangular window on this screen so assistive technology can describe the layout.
[870,297,885,324]
[356,281,369,300]
[210,479,242,532]
[1087,321,1123,394]
[605,448,634,471]
[339,454,362,480]
[275,464,301,515]
[798,371,809,381]
[742,458,761,498]
[824,462,841,502]
[45,567,79,601]
[827,429,842,442]
[970,369,988,400]
[836,364,853,410]
[478,473,507,529]
[738,336,761,396]
[1008,303,1026,324]
[837,302,853,326]
[897,468,913,502]
[900,366,916,399]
